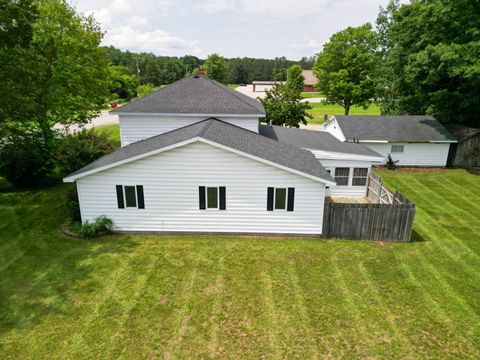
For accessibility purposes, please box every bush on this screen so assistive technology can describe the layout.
[137,83,156,97]
[56,129,116,176]
[65,188,81,223]
[71,216,114,238]
[386,154,399,170]
[0,129,57,187]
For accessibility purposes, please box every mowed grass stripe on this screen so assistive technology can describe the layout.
[388,176,480,264]
[286,263,319,359]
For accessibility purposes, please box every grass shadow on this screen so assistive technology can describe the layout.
[410,229,426,242]
[0,184,138,336]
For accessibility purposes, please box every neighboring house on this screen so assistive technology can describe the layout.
[252,81,280,93]
[323,115,457,167]
[111,75,265,146]
[251,70,317,93]
[446,124,480,169]
[301,70,318,92]
[259,125,383,196]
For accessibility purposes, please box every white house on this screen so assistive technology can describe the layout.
[64,76,385,235]
[322,115,457,167]
[64,119,334,235]
[112,75,265,145]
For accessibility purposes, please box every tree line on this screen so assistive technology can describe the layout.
[105,46,314,87]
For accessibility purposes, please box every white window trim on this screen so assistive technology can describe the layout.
[352,168,369,187]
[391,144,405,153]
[331,167,371,188]
[206,186,220,210]
[334,168,351,187]
[123,185,138,209]
[273,187,288,211]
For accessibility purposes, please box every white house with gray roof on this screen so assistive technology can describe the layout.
[64,76,386,235]
[111,76,265,146]
[323,115,456,167]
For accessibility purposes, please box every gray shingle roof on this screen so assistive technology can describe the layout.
[333,115,456,142]
[445,124,480,143]
[111,76,265,115]
[259,125,383,158]
[66,119,333,183]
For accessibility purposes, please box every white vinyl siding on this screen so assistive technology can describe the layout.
[76,141,326,235]
[365,142,451,166]
[119,115,260,146]
[322,118,346,142]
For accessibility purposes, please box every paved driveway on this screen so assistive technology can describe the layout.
[55,110,118,133]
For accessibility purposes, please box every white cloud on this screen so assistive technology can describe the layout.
[73,0,397,58]
[125,16,149,28]
[201,0,331,17]
[203,0,235,14]
[104,25,201,55]
[73,0,200,55]
[289,39,322,50]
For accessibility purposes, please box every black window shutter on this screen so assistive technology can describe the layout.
[116,185,125,209]
[199,186,206,210]
[267,187,274,211]
[136,185,145,209]
[287,187,295,211]
[219,186,226,210]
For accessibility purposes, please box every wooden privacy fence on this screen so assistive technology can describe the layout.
[323,173,415,242]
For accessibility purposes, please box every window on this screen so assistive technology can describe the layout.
[199,186,226,210]
[334,168,350,186]
[391,144,404,153]
[124,186,137,207]
[116,185,145,209]
[207,187,218,209]
[352,168,368,186]
[274,188,287,210]
[267,187,295,211]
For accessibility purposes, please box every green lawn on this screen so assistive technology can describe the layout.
[94,124,121,146]
[301,92,324,98]
[0,169,479,358]
[307,102,381,125]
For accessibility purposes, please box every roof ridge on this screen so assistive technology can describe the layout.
[110,77,189,114]
[203,77,264,114]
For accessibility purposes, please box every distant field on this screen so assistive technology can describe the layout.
[307,102,381,125]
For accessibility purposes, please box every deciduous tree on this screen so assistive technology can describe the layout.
[376,0,480,126]
[0,0,110,186]
[286,65,305,94]
[260,83,312,128]
[204,53,228,84]
[313,24,378,115]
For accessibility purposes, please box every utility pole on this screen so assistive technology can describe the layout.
[136,57,141,84]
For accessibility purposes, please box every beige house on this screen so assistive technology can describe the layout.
[302,70,318,92]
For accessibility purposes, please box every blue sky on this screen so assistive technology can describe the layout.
[73,0,401,60]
